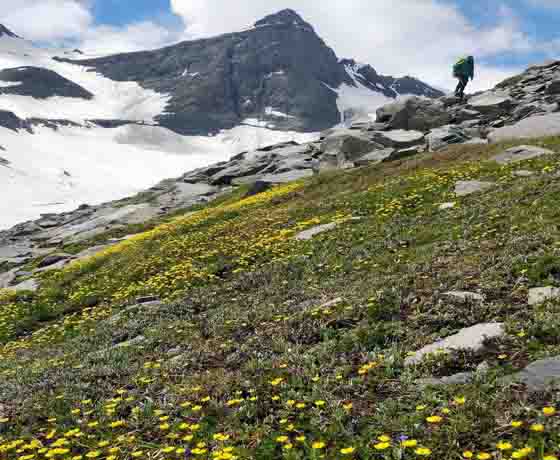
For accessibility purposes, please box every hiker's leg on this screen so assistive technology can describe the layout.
[455,79,463,97]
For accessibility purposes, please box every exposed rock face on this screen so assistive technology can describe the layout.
[0,67,94,99]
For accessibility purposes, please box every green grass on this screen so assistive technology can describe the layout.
[2,138,560,459]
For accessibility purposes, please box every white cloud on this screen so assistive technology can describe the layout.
[170,0,533,91]
[0,0,92,42]
[0,0,178,55]
[79,22,179,55]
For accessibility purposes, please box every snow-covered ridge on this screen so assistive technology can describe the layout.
[0,32,318,229]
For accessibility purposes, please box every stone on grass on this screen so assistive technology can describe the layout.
[417,372,475,387]
[0,269,16,289]
[295,223,337,241]
[37,253,72,268]
[371,129,425,149]
[513,170,535,177]
[528,287,560,306]
[405,323,505,366]
[354,149,396,166]
[454,181,494,197]
[427,125,471,152]
[492,145,555,165]
[12,278,39,292]
[439,202,457,210]
[511,356,560,392]
[443,291,485,302]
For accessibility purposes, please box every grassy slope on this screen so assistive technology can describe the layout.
[2,138,560,460]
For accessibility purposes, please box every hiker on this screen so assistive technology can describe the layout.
[453,56,474,100]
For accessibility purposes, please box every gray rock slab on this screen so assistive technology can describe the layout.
[492,145,555,164]
[468,91,515,114]
[12,278,39,292]
[295,223,338,241]
[439,202,457,210]
[427,125,471,152]
[417,372,475,387]
[443,291,485,302]
[355,149,396,166]
[371,129,425,149]
[512,356,560,392]
[233,169,313,185]
[0,269,17,289]
[405,323,505,366]
[513,170,535,177]
[455,180,495,197]
[47,204,158,244]
[528,287,560,306]
[488,113,560,143]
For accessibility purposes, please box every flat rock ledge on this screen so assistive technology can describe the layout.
[405,323,505,366]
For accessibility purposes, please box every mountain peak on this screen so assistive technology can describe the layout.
[0,24,20,39]
[254,9,312,29]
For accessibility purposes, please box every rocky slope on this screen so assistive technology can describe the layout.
[2,79,560,458]
[3,59,560,293]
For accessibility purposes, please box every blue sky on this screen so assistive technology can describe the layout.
[1,0,559,91]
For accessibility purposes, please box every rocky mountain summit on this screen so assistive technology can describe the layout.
[2,59,560,291]
[54,9,443,135]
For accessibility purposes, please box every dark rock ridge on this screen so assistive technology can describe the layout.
[339,59,443,99]
[0,67,94,100]
[0,24,20,39]
[57,9,442,135]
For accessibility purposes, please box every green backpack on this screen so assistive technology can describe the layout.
[453,58,466,77]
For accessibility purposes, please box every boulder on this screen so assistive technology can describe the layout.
[12,278,39,292]
[0,269,17,289]
[454,180,494,197]
[245,181,274,197]
[354,148,396,166]
[37,253,72,269]
[295,223,337,241]
[528,287,560,306]
[513,170,535,177]
[427,125,471,152]
[488,113,560,143]
[511,356,560,392]
[546,79,560,95]
[320,130,381,168]
[467,91,515,115]
[417,372,475,387]
[370,129,425,149]
[405,323,505,366]
[376,96,452,131]
[491,145,555,165]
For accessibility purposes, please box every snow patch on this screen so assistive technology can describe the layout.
[0,122,319,229]
[325,63,393,124]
